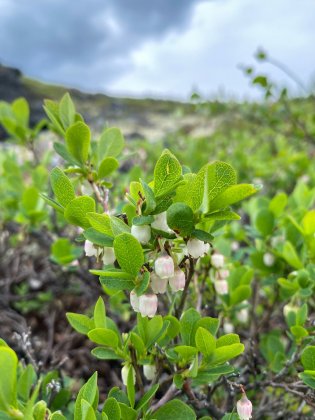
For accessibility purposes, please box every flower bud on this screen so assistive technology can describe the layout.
[130,290,140,312]
[151,273,168,294]
[237,308,249,323]
[263,252,275,267]
[131,224,151,244]
[139,294,158,318]
[214,279,228,295]
[237,394,252,420]
[211,253,224,268]
[231,241,240,251]
[102,247,116,265]
[283,303,299,318]
[169,269,185,292]
[151,212,173,233]
[84,240,97,257]
[121,364,136,386]
[223,321,234,334]
[143,364,157,380]
[216,269,230,280]
[187,238,209,259]
[154,255,174,279]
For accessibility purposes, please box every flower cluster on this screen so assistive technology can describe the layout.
[84,240,116,265]
[211,252,230,296]
[84,212,211,318]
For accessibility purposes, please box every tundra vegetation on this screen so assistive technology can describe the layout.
[0,55,315,419]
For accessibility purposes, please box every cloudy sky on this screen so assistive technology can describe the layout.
[0,0,314,100]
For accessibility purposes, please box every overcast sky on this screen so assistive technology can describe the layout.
[0,0,314,100]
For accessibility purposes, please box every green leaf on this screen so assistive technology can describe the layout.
[203,161,237,212]
[208,184,259,213]
[119,403,137,420]
[110,216,131,236]
[94,297,107,329]
[12,97,30,127]
[209,343,244,365]
[40,193,64,213]
[43,99,64,135]
[204,210,241,221]
[299,371,315,389]
[17,364,36,401]
[216,334,240,348]
[127,366,135,408]
[59,93,75,129]
[166,203,194,236]
[255,208,274,237]
[136,384,159,411]
[132,215,154,226]
[113,233,144,276]
[140,179,156,215]
[64,196,95,229]
[196,317,220,336]
[66,313,94,335]
[54,142,79,165]
[91,347,120,360]
[230,285,251,305]
[291,325,308,341]
[83,228,114,247]
[137,314,163,348]
[86,212,113,236]
[0,347,18,411]
[195,327,216,356]
[50,167,75,207]
[282,241,303,269]
[99,274,135,291]
[191,229,214,243]
[98,157,119,178]
[81,399,96,420]
[102,397,121,420]
[51,238,81,265]
[269,192,288,217]
[88,328,119,348]
[98,128,125,158]
[174,345,198,361]
[134,271,150,296]
[154,149,182,197]
[301,346,315,370]
[151,399,196,420]
[192,365,235,386]
[302,210,315,236]
[180,308,201,346]
[65,122,91,164]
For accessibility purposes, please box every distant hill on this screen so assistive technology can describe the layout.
[1,64,203,140]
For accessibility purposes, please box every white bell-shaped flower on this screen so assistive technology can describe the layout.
[154,255,175,279]
[143,364,157,380]
[237,308,249,323]
[211,253,224,268]
[151,212,173,233]
[214,279,229,295]
[151,273,168,294]
[237,394,253,420]
[102,247,116,265]
[131,225,151,244]
[130,290,140,312]
[263,252,275,267]
[121,364,136,386]
[169,269,185,292]
[139,294,158,318]
[84,240,98,257]
[187,238,209,259]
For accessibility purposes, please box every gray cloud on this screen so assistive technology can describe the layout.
[0,0,202,91]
